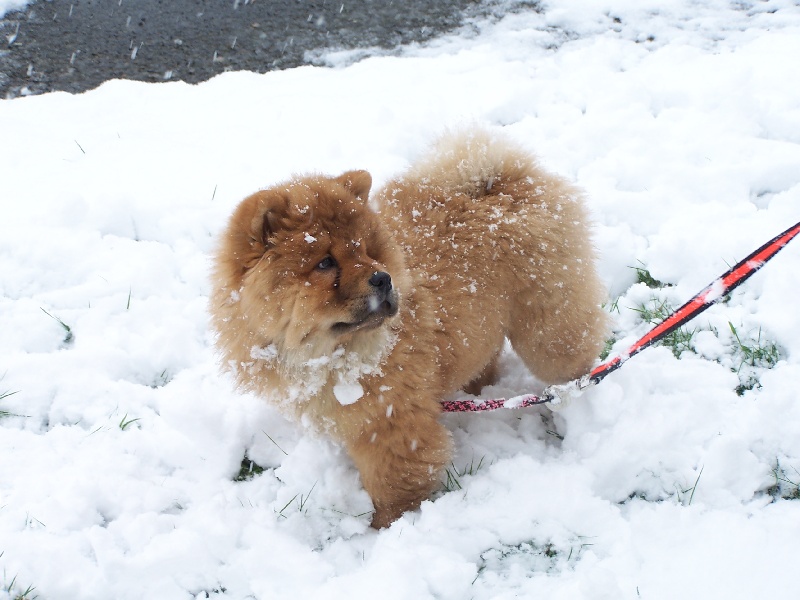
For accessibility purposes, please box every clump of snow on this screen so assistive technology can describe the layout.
[333,381,364,406]
[0,0,29,18]
[1,1,800,598]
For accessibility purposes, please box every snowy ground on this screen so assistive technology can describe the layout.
[0,0,27,17]
[2,1,800,598]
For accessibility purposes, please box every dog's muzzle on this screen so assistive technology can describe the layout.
[332,271,399,334]
[368,271,395,307]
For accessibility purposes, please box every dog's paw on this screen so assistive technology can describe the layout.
[370,509,396,530]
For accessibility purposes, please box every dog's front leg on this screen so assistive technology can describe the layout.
[342,398,452,529]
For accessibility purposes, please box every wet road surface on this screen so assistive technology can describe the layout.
[0,0,529,98]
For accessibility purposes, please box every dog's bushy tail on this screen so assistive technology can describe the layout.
[406,127,538,198]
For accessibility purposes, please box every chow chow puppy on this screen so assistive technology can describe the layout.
[209,128,607,528]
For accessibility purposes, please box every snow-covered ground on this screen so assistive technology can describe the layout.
[0,0,28,18]
[2,1,800,598]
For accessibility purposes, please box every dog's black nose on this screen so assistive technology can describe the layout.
[369,271,392,290]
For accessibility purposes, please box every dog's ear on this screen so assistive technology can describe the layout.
[336,170,372,202]
[243,190,290,249]
[220,190,290,276]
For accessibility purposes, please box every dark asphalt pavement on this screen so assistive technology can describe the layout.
[0,0,533,99]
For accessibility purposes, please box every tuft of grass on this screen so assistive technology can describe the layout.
[735,378,757,396]
[235,455,266,482]
[14,584,38,600]
[118,414,141,431]
[728,322,782,395]
[614,263,783,397]
[150,369,171,389]
[687,466,704,506]
[603,296,621,314]
[768,460,800,501]
[627,262,694,357]
[630,261,670,289]
[675,466,704,506]
[297,484,315,513]
[1,390,20,419]
[728,322,781,368]
[599,297,622,360]
[599,336,616,361]
[443,456,486,492]
[40,308,74,345]
[630,296,671,324]
[475,536,591,582]
[662,326,697,359]
[275,482,317,519]
[2,568,38,600]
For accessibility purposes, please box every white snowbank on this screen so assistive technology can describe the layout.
[0,0,28,18]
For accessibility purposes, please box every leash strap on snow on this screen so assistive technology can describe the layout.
[441,220,800,413]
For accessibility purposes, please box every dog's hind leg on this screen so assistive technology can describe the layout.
[507,287,608,385]
[462,353,500,396]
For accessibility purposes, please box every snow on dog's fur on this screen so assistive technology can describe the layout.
[210,128,608,528]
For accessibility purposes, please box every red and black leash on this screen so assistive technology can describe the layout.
[441,220,800,413]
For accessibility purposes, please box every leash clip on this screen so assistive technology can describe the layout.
[544,375,591,411]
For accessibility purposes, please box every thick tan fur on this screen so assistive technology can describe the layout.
[209,128,608,528]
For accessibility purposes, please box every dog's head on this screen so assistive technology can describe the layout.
[213,170,406,363]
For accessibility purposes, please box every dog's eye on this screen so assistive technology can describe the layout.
[316,256,337,271]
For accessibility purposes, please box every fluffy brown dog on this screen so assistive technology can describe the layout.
[209,128,608,528]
